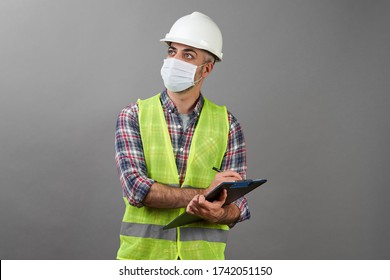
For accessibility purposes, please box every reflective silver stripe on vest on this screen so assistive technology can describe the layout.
[120,222,228,243]
[180,227,229,243]
[120,222,176,241]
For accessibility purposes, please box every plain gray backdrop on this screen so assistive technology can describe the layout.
[1,0,389,259]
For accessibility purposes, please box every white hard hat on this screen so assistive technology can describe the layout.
[160,11,223,61]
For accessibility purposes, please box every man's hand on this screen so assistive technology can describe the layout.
[206,170,242,194]
[186,189,228,223]
[186,170,242,225]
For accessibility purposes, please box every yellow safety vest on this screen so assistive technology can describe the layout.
[117,93,230,260]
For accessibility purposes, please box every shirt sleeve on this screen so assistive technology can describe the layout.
[220,112,251,225]
[115,103,155,207]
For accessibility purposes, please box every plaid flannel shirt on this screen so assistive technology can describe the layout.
[115,90,250,223]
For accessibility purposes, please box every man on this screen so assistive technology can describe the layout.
[115,11,249,260]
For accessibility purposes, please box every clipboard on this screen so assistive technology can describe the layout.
[163,179,267,230]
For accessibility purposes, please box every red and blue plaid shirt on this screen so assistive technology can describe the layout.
[115,90,250,223]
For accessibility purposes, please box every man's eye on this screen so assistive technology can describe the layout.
[185,53,194,59]
[168,50,175,56]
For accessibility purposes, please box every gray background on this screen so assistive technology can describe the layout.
[1,0,389,259]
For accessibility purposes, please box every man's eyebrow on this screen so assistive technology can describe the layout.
[183,48,198,55]
[168,46,197,55]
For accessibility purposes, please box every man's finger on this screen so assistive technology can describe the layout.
[220,170,242,180]
[215,189,227,206]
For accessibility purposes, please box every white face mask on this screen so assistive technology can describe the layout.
[160,58,204,93]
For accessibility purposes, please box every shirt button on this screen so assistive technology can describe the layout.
[180,147,184,152]
[177,125,181,129]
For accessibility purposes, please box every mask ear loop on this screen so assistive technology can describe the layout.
[193,63,207,85]
[193,76,203,84]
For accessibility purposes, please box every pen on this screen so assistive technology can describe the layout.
[212,167,222,173]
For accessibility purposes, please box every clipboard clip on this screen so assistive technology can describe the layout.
[231,179,253,188]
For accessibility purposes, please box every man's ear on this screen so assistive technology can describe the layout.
[202,62,214,78]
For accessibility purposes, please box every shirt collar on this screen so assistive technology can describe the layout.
[160,90,204,117]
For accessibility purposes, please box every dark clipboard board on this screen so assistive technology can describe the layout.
[163,179,267,230]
